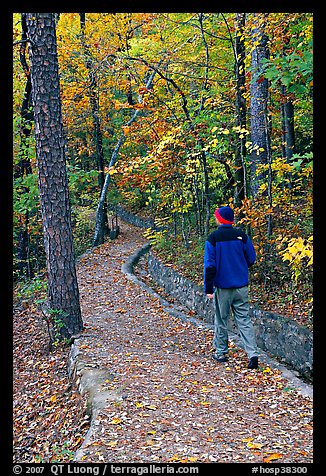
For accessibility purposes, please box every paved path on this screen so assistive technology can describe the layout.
[70,222,313,464]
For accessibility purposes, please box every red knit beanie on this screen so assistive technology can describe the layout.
[214,206,234,224]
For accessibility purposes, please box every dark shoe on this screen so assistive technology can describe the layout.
[213,354,228,363]
[248,356,258,369]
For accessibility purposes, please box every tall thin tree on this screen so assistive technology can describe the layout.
[249,13,273,241]
[14,13,34,279]
[234,13,247,207]
[249,13,271,198]
[79,13,109,235]
[26,13,83,339]
[281,84,296,162]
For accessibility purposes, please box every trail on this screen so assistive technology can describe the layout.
[71,221,313,463]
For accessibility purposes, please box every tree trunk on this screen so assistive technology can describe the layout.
[79,13,109,235]
[26,13,83,339]
[234,13,247,207]
[93,68,158,246]
[249,14,270,198]
[14,13,34,279]
[281,84,295,161]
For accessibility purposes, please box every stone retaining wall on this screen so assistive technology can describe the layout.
[112,205,156,229]
[114,205,313,381]
[147,251,313,381]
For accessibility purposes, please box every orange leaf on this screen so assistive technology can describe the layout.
[134,103,145,109]
[263,453,282,462]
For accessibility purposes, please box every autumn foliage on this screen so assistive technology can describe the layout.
[13,13,313,319]
[12,13,314,465]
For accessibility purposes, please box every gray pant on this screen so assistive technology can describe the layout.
[213,286,258,359]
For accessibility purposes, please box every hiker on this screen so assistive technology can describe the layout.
[203,205,259,369]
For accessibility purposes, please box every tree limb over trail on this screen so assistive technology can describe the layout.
[93,66,158,246]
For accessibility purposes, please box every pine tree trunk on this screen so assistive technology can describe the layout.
[26,13,83,339]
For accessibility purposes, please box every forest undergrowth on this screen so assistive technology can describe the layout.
[13,296,89,463]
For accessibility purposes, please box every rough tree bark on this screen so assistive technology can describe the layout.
[26,13,83,339]
[249,13,271,198]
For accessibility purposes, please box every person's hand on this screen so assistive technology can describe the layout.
[206,294,214,299]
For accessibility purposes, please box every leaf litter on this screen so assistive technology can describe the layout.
[13,222,313,463]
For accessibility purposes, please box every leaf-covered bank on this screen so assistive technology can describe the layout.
[13,297,89,463]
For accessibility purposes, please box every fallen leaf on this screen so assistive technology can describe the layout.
[263,453,282,462]
[109,418,122,425]
[247,442,265,449]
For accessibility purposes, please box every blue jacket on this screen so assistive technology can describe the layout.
[204,224,256,293]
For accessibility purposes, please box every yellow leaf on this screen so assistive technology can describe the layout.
[263,453,282,462]
[108,441,118,447]
[181,370,193,376]
[49,395,57,402]
[248,442,264,449]
[108,168,118,176]
[110,418,122,425]
[263,367,272,373]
